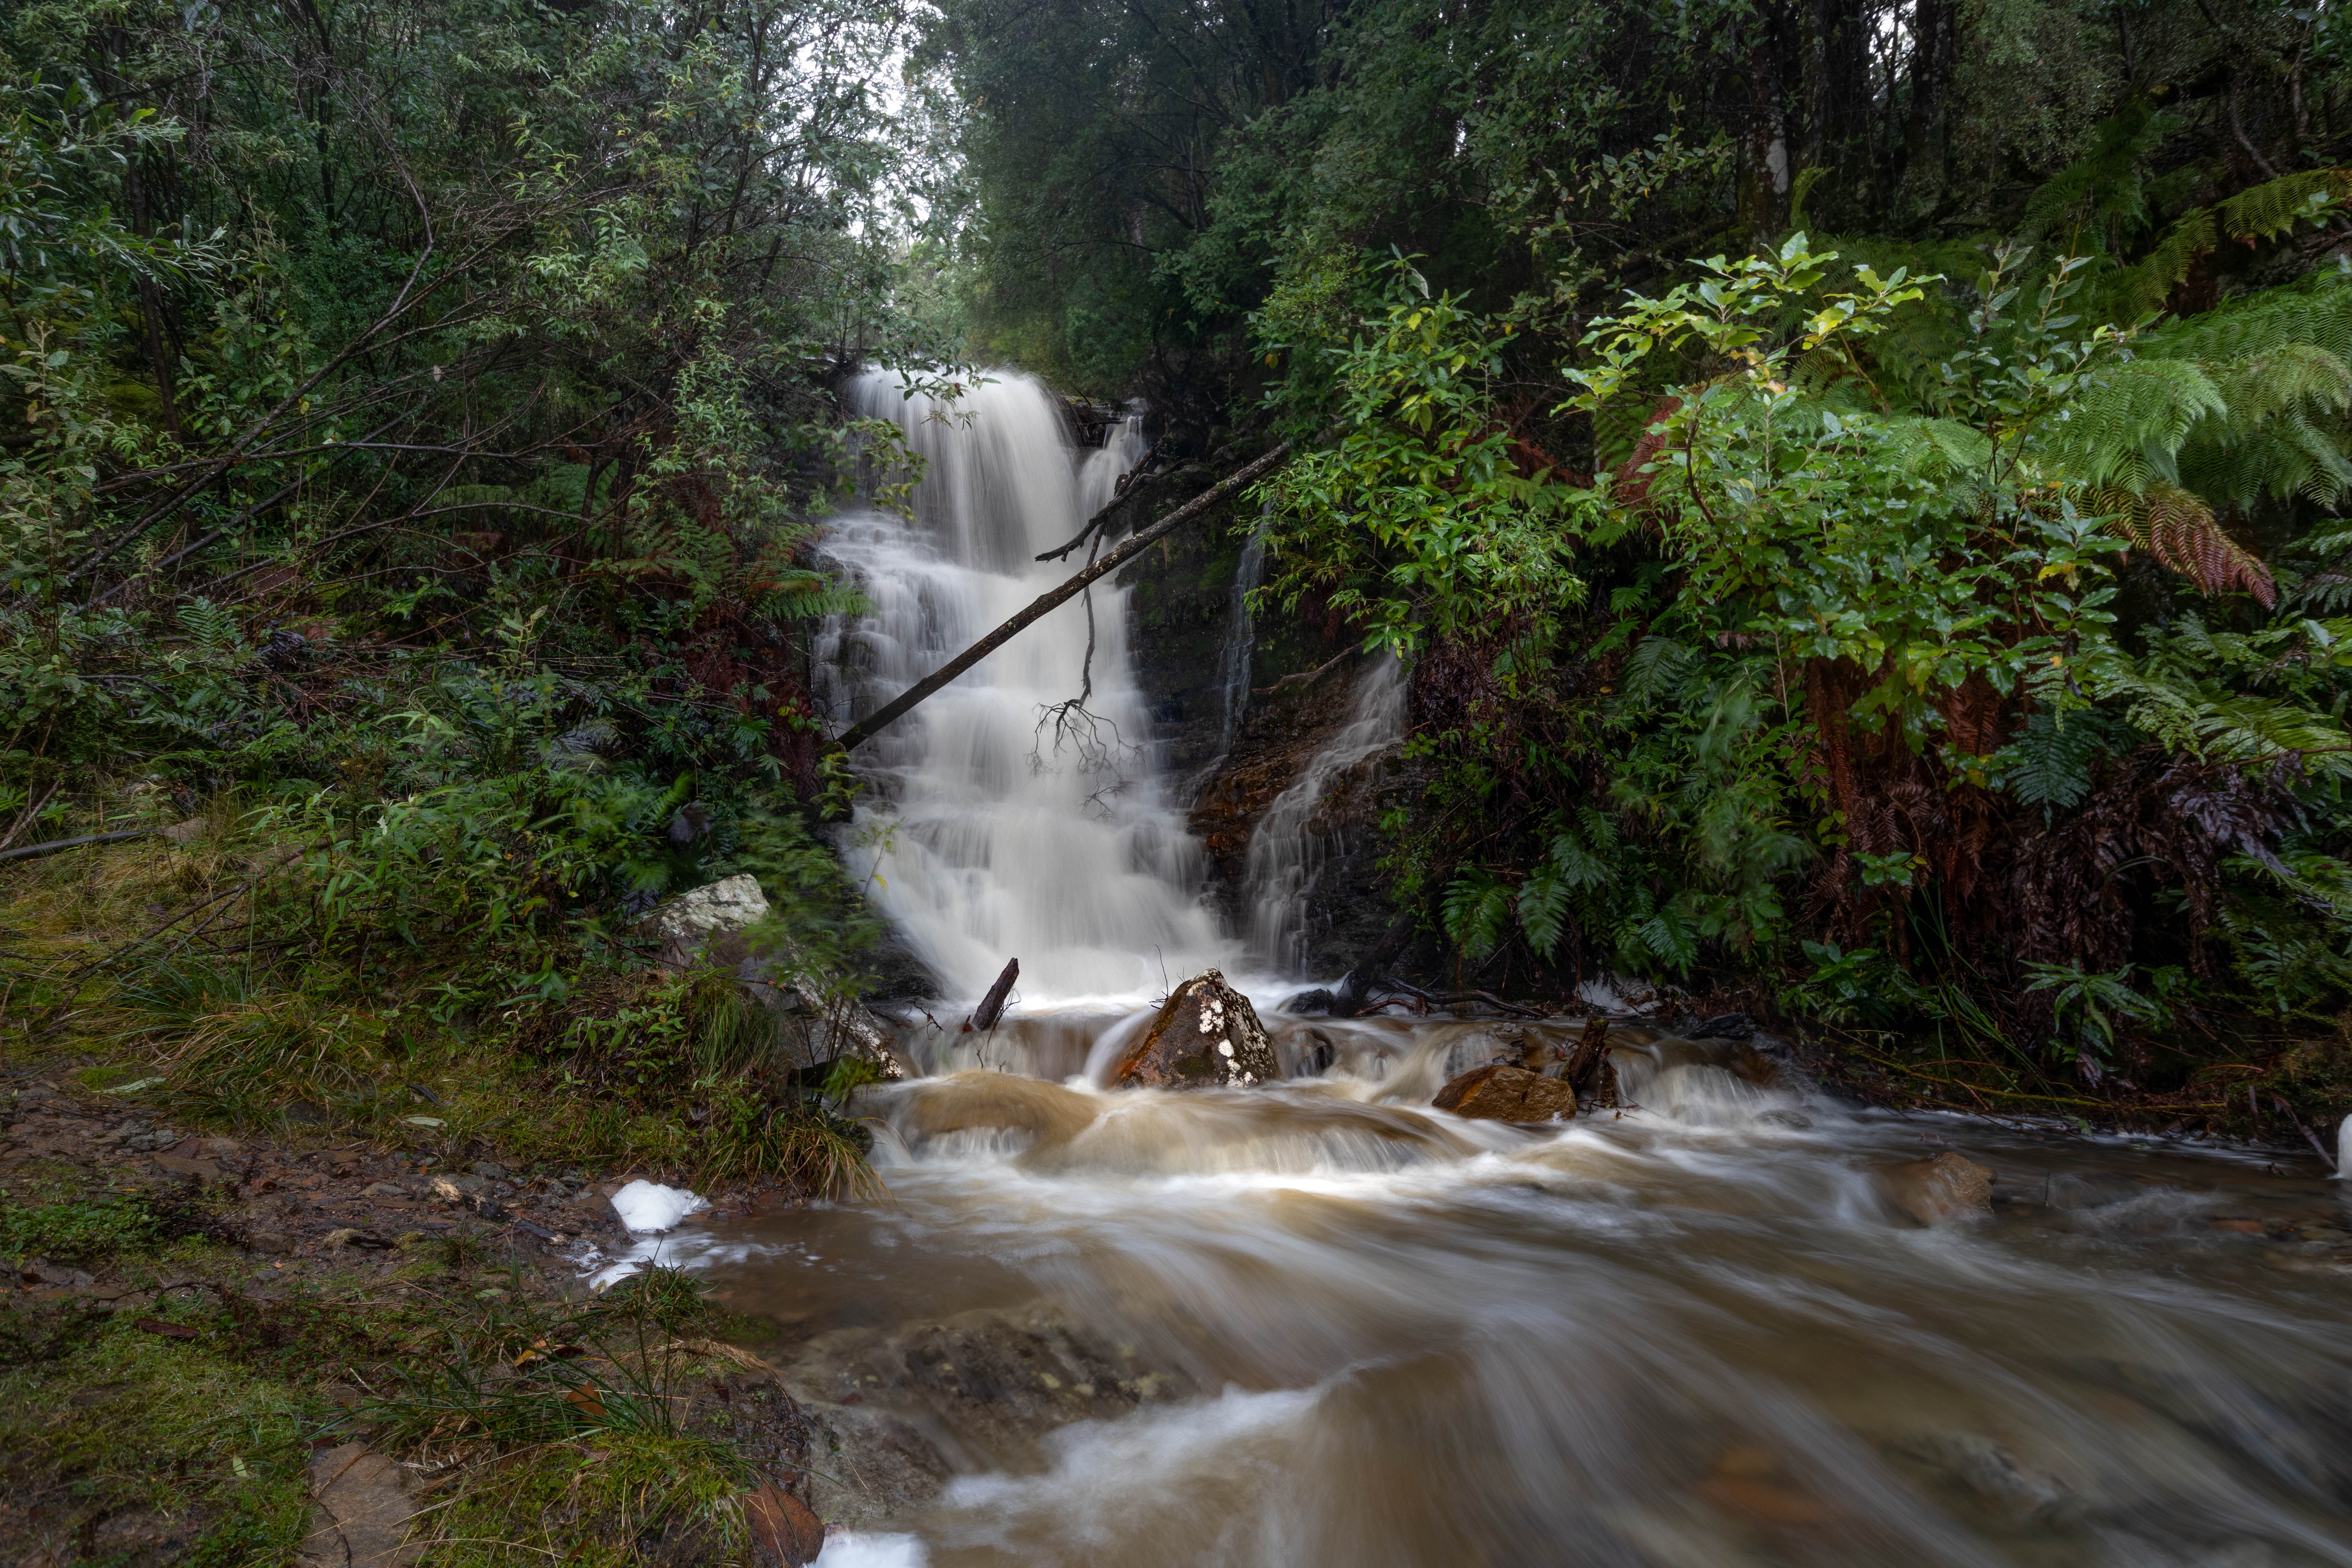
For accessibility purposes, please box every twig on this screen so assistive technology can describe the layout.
[0,780,62,853]
[0,828,158,864]
[2272,1096,2339,1171]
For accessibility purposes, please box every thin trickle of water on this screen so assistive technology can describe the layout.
[1243,657,1408,973]
[1213,521,1268,759]
[815,373,1236,1003]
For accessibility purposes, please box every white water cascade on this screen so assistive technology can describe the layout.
[815,372,1236,1004]
[1242,656,1409,971]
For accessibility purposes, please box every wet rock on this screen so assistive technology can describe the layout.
[296,1441,422,1568]
[1114,970,1280,1088]
[895,1075,1101,1149]
[1432,1063,1577,1124]
[784,1302,1198,1529]
[640,873,771,967]
[1689,1011,1755,1040]
[1882,1151,1995,1226]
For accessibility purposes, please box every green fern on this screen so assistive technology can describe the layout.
[175,598,245,661]
[2217,169,2352,245]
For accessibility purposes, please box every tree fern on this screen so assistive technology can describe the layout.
[2217,169,2352,244]
[2049,359,2225,489]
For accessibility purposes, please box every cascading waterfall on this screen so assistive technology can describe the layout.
[814,372,1235,1004]
[1242,657,1408,972]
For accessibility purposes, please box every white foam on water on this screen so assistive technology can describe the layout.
[812,1532,930,1568]
[609,1180,708,1233]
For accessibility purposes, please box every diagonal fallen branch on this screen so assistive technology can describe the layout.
[831,436,1301,753]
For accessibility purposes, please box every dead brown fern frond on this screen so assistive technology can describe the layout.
[2099,483,2277,607]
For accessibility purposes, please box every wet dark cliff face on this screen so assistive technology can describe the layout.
[1108,456,1415,978]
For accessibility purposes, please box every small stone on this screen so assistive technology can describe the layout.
[152,1154,222,1183]
[1881,1151,1994,1226]
[362,1182,406,1198]
[472,1161,506,1181]
[1432,1064,1577,1124]
[322,1228,363,1249]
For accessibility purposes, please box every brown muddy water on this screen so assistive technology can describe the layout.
[610,1014,2352,1568]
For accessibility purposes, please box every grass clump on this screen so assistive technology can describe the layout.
[350,1267,787,1567]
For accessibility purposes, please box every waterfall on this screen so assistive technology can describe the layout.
[1242,657,1408,974]
[815,372,1235,1004]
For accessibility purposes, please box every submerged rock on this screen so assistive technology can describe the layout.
[1883,1151,1995,1226]
[1432,1063,1577,1123]
[1115,970,1281,1088]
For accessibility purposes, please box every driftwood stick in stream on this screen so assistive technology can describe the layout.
[964,958,1020,1033]
[832,439,1297,753]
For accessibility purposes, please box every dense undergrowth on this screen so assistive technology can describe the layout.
[0,0,950,1193]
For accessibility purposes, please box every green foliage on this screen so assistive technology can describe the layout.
[0,1191,163,1264]
[1258,256,1584,654]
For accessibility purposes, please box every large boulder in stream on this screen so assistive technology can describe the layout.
[638,875,905,1080]
[1432,1063,1577,1124]
[1115,970,1281,1088]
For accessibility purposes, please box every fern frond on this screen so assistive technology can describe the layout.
[176,598,245,659]
[2017,102,2174,245]
[2217,168,2352,245]
[2096,208,2216,320]
[2050,359,2225,488]
[1619,635,1697,707]
[2096,482,2277,605]
[2138,272,2352,365]
[2093,668,2352,775]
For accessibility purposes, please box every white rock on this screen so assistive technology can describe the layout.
[610,1180,710,1233]
[639,875,769,964]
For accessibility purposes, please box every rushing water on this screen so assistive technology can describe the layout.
[746,374,2352,1565]
[816,372,1234,1002]
[651,1020,2352,1568]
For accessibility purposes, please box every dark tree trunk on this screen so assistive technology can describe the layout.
[1899,0,1956,211]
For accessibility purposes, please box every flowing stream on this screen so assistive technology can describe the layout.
[730,376,2352,1566]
